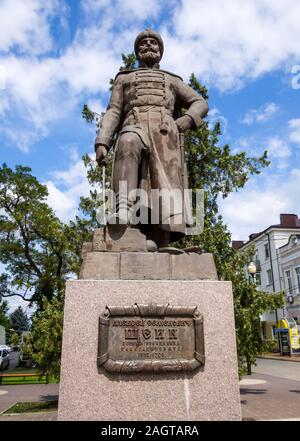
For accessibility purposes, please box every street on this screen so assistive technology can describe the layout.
[253,357,300,382]
[240,357,300,421]
[0,384,59,414]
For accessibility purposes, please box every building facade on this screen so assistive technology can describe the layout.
[278,234,300,320]
[232,214,300,340]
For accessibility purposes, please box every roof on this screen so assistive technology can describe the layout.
[278,234,300,251]
[240,225,300,249]
[236,214,300,250]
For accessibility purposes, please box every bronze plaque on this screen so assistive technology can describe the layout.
[98,303,205,373]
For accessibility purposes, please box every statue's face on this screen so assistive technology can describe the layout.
[137,37,161,67]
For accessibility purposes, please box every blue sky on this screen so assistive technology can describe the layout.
[1,0,300,302]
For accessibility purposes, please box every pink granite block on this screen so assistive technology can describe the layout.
[58,280,241,421]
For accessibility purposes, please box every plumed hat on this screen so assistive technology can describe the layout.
[134,29,164,58]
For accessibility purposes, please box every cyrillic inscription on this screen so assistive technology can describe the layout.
[109,317,194,360]
[98,303,205,373]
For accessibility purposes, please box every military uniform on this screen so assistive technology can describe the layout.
[95,67,208,245]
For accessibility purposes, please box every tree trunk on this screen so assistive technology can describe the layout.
[246,357,252,375]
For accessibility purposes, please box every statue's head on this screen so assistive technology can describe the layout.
[134,29,164,68]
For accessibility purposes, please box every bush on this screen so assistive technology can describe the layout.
[262,339,278,353]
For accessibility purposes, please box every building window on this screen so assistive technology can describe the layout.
[256,272,261,285]
[267,269,273,286]
[295,267,300,294]
[264,243,270,259]
[285,270,293,295]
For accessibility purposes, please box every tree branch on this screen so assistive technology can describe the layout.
[1,292,31,302]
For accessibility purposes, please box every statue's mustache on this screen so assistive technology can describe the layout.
[140,46,159,55]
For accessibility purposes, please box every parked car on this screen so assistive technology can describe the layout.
[0,345,12,353]
[0,349,10,370]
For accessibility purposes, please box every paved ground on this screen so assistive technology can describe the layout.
[240,373,300,421]
[0,358,299,421]
[0,384,59,414]
[240,358,300,421]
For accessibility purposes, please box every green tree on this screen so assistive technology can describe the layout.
[10,306,30,334]
[10,331,20,348]
[0,297,11,333]
[0,164,92,378]
[0,164,87,309]
[222,247,283,375]
[24,297,63,379]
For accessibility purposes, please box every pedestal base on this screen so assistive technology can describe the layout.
[58,280,241,421]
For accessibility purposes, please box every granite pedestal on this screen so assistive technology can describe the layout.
[58,279,241,421]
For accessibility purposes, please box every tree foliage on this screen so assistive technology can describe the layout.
[10,331,20,348]
[222,247,283,375]
[0,164,87,309]
[10,306,30,334]
[23,297,63,379]
[0,298,11,333]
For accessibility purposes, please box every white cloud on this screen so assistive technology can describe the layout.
[51,157,87,187]
[208,107,228,133]
[289,118,300,146]
[241,102,279,125]
[0,0,61,55]
[0,125,47,153]
[220,191,286,240]
[0,37,118,152]
[87,99,105,116]
[220,168,300,240]
[46,151,93,221]
[161,0,300,89]
[0,95,9,117]
[267,136,291,159]
[58,37,119,94]
[46,181,78,221]
[82,0,162,21]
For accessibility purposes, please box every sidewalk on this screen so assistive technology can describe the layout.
[240,371,300,421]
[259,353,300,362]
[1,371,299,421]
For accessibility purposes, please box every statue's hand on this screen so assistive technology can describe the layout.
[175,115,193,132]
[95,144,108,167]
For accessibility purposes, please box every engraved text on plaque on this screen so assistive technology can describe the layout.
[97,303,205,373]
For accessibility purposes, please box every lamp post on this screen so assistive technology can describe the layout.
[245,262,257,375]
[247,261,256,282]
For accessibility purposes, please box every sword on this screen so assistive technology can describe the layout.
[102,164,107,226]
[179,132,192,228]
[180,132,185,183]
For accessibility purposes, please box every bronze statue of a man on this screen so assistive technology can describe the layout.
[95,29,208,249]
